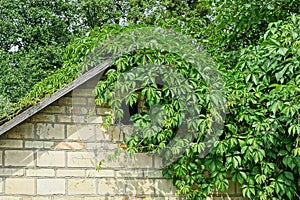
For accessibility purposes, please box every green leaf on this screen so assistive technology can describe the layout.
[267,4,275,10]
[270,38,281,46]
[275,66,288,81]
[277,48,288,56]
[283,171,294,181]
[233,156,241,168]
[255,174,266,184]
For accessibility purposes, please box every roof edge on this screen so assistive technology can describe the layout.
[0,61,110,135]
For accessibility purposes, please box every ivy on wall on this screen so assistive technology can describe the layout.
[2,15,299,200]
[64,19,299,199]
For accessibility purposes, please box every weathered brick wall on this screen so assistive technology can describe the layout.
[0,76,246,200]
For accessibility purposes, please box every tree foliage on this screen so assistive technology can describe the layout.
[0,0,83,103]
[79,0,126,27]
[206,0,300,51]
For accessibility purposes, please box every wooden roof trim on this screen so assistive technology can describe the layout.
[0,60,110,135]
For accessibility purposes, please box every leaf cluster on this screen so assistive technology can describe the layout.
[85,16,299,200]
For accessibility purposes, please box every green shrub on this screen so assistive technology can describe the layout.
[88,17,300,199]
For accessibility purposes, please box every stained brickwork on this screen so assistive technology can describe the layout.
[0,76,246,199]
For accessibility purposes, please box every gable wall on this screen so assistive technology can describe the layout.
[0,76,246,200]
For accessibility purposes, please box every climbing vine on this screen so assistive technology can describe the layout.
[3,16,299,199]
[82,20,298,199]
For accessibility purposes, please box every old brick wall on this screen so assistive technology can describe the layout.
[0,76,246,200]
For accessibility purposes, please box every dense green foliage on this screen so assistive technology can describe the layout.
[179,15,300,199]
[207,0,300,50]
[0,0,208,115]
[1,0,300,199]
[0,0,81,103]
[0,0,121,104]
[0,24,127,120]
[64,17,299,200]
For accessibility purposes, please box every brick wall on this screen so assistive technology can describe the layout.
[0,76,246,200]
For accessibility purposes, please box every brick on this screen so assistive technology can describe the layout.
[43,141,54,149]
[41,106,66,114]
[153,155,163,169]
[71,97,88,105]
[94,125,113,140]
[72,89,95,97]
[84,116,103,124]
[23,197,52,200]
[25,141,54,149]
[67,152,95,168]
[144,170,164,178]
[125,179,155,195]
[155,179,177,196]
[66,125,99,141]
[86,169,115,178]
[0,168,24,176]
[56,115,73,123]
[37,179,65,195]
[5,150,34,166]
[68,179,96,195]
[82,76,100,88]
[95,151,127,168]
[37,151,65,167]
[6,123,34,139]
[87,98,97,106]
[26,169,55,177]
[0,196,22,200]
[54,141,85,150]
[59,97,72,105]
[5,178,35,194]
[59,97,86,105]
[0,140,23,148]
[107,125,123,141]
[36,124,65,139]
[67,106,90,115]
[53,198,81,200]
[87,107,98,116]
[25,141,44,149]
[56,169,85,177]
[85,142,116,150]
[96,107,112,115]
[30,114,55,122]
[127,153,153,168]
[116,169,144,178]
[97,178,125,195]
[57,115,85,123]
[89,126,109,141]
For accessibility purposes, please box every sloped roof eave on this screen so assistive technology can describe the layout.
[0,61,110,135]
